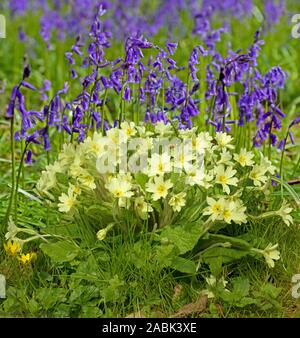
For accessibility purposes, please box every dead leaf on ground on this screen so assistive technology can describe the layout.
[171,295,208,318]
[172,284,183,304]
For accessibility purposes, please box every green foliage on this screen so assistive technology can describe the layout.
[40,241,80,263]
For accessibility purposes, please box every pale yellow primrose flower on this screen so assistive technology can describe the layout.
[221,199,247,224]
[36,169,56,192]
[58,187,77,213]
[217,149,234,166]
[78,174,97,190]
[146,176,173,201]
[58,143,77,165]
[69,155,85,178]
[106,127,127,145]
[249,165,268,187]
[83,132,106,156]
[37,160,66,192]
[134,196,153,219]
[233,148,254,167]
[204,197,247,224]
[173,149,194,173]
[276,201,293,226]
[215,165,238,194]
[215,132,234,149]
[260,156,276,175]
[121,121,137,138]
[169,192,186,212]
[192,132,213,153]
[118,197,131,209]
[69,184,82,195]
[262,243,280,268]
[105,177,134,198]
[148,153,172,176]
[185,168,205,186]
[154,121,173,136]
[203,197,224,221]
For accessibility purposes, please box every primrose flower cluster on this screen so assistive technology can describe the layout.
[36,123,293,268]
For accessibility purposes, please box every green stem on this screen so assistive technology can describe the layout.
[279,128,290,180]
[4,115,16,225]
[101,89,108,134]
[14,143,28,223]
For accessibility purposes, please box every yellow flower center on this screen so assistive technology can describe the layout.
[239,155,246,165]
[158,162,164,171]
[126,128,133,136]
[219,175,227,184]
[223,209,231,220]
[66,198,75,208]
[212,204,221,213]
[115,190,124,197]
[157,184,167,195]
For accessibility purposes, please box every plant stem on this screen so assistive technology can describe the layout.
[4,115,16,225]
[101,89,108,134]
[14,143,28,223]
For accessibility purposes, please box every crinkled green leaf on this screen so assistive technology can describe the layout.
[232,277,250,298]
[159,223,203,254]
[40,240,80,263]
[170,257,197,274]
[202,247,249,264]
[35,288,67,310]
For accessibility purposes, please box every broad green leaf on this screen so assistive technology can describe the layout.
[40,240,80,263]
[202,247,249,264]
[232,277,250,298]
[170,257,197,274]
[35,288,67,310]
[155,244,177,267]
[159,223,203,255]
[208,257,223,276]
[80,306,102,318]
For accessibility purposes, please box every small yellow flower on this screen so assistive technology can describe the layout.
[215,165,238,194]
[262,243,280,268]
[233,148,254,167]
[169,192,186,212]
[146,176,173,201]
[78,174,96,190]
[17,252,37,265]
[215,132,234,149]
[276,201,293,226]
[121,121,137,138]
[105,177,134,198]
[4,240,21,256]
[134,196,153,219]
[58,187,77,213]
[203,197,224,221]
